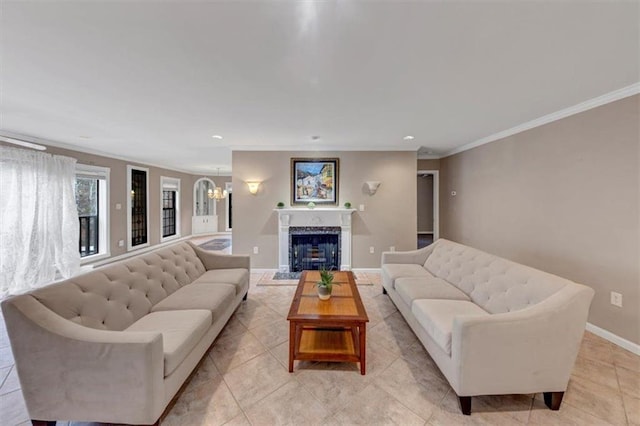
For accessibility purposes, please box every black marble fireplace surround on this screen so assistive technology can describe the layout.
[289,226,341,272]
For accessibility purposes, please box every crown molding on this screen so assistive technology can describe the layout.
[444,82,640,158]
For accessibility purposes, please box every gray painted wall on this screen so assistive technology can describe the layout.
[439,94,639,345]
[232,151,418,268]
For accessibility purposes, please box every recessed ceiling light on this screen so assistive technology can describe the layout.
[212,135,223,140]
[78,135,91,139]
[403,135,415,141]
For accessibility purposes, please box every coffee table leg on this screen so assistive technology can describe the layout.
[360,323,366,375]
[288,321,295,373]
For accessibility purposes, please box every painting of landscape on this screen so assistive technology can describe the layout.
[291,158,339,205]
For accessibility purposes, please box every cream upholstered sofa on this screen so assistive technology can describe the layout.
[1,241,249,426]
[381,239,594,415]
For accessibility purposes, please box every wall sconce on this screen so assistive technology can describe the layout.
[365,181,381,195]
[247,181,261,195]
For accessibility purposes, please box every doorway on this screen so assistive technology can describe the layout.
[417,170,439,249]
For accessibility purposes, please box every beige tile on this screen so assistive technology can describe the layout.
[249,318,289,349]
[187,356,221,389]
[470,393,532,425]
[332,383,426,425]
[0,389,29,425]
[401,341,446,380]
[245,380,333,425]
[578,333,615,365]
[613,346,640,373]
[234,301,281,330]
[429,390,511,426]
[623,392,640,426]
[374,357,450,420]
[209,329,267,373]
[368,312,419,356]
[215,313,248,340]
[528,396,614,426]
[363,342,399,377]
[564,374,627,425]
[363,293,398,319]
[163,370,241,426]
[222,412,252,426]
[0,366,20,396]
[572,355,620,391]
[296,367,371,412]
[0,346,14,369]
[617,365,640,399]
[223,351,292,409]
[0,366,11,388]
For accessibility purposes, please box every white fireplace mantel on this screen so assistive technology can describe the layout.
[275,208,356,272]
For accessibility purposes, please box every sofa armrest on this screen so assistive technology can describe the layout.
[189,241,250,270]
[381,243,436,265]
[1,295,165,424]
[450,284,595,396]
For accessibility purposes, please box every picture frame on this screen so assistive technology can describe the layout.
[291,158,339,205]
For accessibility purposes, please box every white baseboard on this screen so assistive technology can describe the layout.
[586,322,640,355]
[352,268,382,273]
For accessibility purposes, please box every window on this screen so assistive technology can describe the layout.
[127,165,149,250]
[75,164,110,262]
[161,176,180,241]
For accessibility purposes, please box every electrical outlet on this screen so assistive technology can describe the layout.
[253,246,259,254]
[369,246,375,254]
[610,291,622,308]
[118,240,124,247]
[359,204,365,211]
[115,203,122,210]
[390,246,396,252]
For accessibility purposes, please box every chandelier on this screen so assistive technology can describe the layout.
[207,168,228,201]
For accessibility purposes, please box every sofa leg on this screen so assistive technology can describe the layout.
[243,291,248,301]
[458,396,472,415]
[31,421,56,426]
[543,391,564,410]
[382,287,388,295]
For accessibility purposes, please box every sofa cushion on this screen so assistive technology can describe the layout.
[423,239,566,314]
[125,309,211,376]
[381,264,432,289]
[151,283,235,322]
[193,269,249,296]
[412,299,488,355]
[395,276,470,307]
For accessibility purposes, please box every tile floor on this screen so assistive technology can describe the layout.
[1,270,638,425]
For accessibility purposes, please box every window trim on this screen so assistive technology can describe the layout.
[160,176,181,242]
[76,164,110,264]
[127,165,150,251]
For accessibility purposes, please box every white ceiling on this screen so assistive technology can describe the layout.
[1,1,638,174]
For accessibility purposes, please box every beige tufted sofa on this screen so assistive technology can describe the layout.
[381,239,594,415]
[1,241,249,425]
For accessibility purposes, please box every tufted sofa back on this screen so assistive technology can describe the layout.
[30,242,207,331]
[424,239,569,314]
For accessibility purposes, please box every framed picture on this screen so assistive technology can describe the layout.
[291,158,339,205]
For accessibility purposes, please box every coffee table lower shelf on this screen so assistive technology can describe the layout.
[289,324,366,374]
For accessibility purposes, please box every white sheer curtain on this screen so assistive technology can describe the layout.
[0,146,80,297]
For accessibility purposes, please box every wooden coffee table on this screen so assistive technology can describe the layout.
[287,270,369,375]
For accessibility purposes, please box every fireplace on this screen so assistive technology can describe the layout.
[289,227,340,272]
[276,208,355,272]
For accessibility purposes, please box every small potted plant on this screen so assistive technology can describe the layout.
[307,201,316,209]
[276,202,285,209]
[316,267,336,300]
[344,201,352,209]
